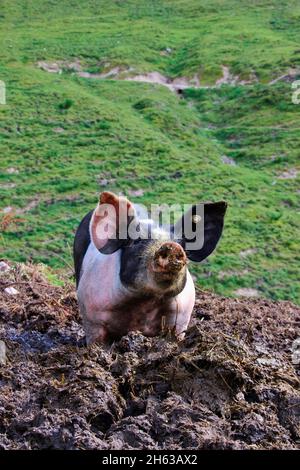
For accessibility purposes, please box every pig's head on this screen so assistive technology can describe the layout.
[90,191,227,297]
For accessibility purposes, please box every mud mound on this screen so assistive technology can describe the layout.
[0,262,299,450]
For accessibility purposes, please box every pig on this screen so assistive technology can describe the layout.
[74,191,227,344]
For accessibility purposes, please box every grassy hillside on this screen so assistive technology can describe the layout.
[0,0,299,303]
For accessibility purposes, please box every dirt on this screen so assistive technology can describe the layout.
[128,189,144,197]
[0,262,299,450]
[221,155,237,166]
[239,248,257,258]
[36,60,300,92]
[124,72,200,92]
[37,60,82,74]
[36,61,259,92]
[1,195,84,218]
[277,168,299,180]
[234,288,260,298]
[269,68,300,85]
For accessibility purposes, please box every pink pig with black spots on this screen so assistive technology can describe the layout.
[74,191,227,344]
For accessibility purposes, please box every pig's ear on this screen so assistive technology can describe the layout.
[90,191,136,254]
[173,201,227,262]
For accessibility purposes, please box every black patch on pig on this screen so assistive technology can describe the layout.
[73,210,93,287]
[73,210,140,287]
[120,238,151,288]
[175,201,227,262]
[120,237,187,297]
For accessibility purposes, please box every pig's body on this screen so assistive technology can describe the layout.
[77,241,195,343]
[74,191,226,345]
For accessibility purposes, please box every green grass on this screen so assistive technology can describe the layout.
[0,1,299,303]
[183,83,300,302]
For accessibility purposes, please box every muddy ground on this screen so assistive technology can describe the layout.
[0,262,299,450]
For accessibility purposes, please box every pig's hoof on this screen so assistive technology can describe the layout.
[77,337,87,347]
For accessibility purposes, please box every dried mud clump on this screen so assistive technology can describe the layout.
[0,262,299,450]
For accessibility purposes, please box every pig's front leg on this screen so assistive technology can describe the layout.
[166,270,196,340]
[82,317,109,345]
[78,301,109,345]
[164,309,190,340]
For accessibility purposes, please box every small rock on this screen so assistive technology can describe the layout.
[217,269,249,279]
[0,183,16,189]
[256,357,279,368]
[170,171,182,179]
[4,287,19,295]
[160,47,172,56]
[255,344,269,355]
[128,189,144,197]
[0,261,10,272]
[53,127,65,133]
[252,413,264,424]
[6,167,19,174]
[239,248,257,258]
[99,179,109,187]
[0,341,6,365]
[37,61,62,74]
[292,338,300,365]
[236,392,245,401]
[2,206,13,214]
[278,168,298,180]
[221,155,236,166]
[66,61,82,72]
[235,288,260,298]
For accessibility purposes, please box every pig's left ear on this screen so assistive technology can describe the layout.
[90,191,136,254]
[173,201,227,262]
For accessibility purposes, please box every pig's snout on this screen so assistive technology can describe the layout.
[152,242,187,276]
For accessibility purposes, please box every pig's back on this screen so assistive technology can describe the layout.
[73,210,93,287]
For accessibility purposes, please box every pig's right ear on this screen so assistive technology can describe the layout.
[90,191,136,254]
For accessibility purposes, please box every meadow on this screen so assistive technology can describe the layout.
[0,0,299,303]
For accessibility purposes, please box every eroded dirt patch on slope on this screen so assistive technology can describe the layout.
[36,61,263,92]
